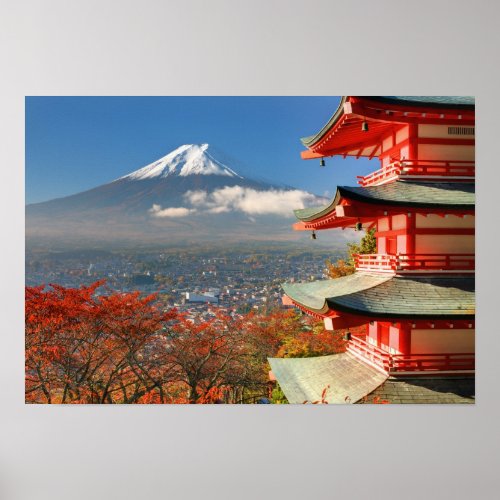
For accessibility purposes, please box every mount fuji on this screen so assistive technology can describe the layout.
[26,144,325,248]
[120,143,242,180]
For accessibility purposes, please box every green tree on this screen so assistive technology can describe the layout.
[271,383,289,404]
[325,228,376,278]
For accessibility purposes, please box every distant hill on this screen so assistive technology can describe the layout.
[26,144,330,249]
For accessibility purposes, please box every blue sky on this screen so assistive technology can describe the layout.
[25,97,375,204]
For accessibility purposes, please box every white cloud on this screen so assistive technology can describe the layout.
[149,204,197,218]
[183,186,320,217]
[184,190,208,205]
[207,205,231,214]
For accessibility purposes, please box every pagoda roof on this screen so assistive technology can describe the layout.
[268,352,388,404]
[294,181,475,222]
[373,96,475,108]
[301,96,475,157]
[360,376,475,404]
[282,274,475,319]
[301,96,349,148]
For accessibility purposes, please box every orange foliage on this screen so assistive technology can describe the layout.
[26,282,306,403]
[25,281,360,404]
[324,258,355,278]
[26,281,176,404]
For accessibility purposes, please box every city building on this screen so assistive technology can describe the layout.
[269,96,475,403]
[185,289,220,304]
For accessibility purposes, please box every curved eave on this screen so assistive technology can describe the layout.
[327,302,475,320]
[282,273,393,315]
[301,97,347,148]
[294,181,475,225]
[301,96,476,155]
[337,184,475,210]
[294,190,342,222]
[282,275,475,320]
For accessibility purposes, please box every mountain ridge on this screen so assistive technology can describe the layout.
[26,144,327,248]
[118,144,242,181]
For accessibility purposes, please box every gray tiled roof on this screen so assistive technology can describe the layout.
[294,203,332,221]
[301,96,475,147]
[339,182,475,207]
[268,352,388,404]
[294,181,475,221]
[283,275,475,318]
[358,376,475,404]
[283,273,391,311]
[376,96,475,107]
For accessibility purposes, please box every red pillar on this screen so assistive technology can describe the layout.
[408,123,418,159]
[399,323,412,354]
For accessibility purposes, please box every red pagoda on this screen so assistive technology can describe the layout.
[269,96,475,404]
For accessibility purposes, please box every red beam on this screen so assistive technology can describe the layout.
[375,228,475,237]
[348,103,475,126]
[301,150,325,160]
[418,137,475,146]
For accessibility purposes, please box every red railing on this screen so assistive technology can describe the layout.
[354,253,475,273]
[357,163,401,186]
[348,336,475,373]
[391,353,475,372]
[354,254,398,271]
[347,335,392,372]
[357,159,475,186]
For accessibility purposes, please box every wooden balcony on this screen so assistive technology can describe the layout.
[354,253,475,273]
[391,353,475,373]
[357,159,475,186]
[347,335,392,372]
[347,335,475,374]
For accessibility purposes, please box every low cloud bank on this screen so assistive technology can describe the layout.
[149,204,197,218]
[150,186,322,218]
[186,186,320,216]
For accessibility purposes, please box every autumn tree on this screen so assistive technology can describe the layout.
[325,228,376,278]
[26,282,347,404]
[25,281,177,404]
[165,310,250,403]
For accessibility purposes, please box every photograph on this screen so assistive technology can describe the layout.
[25,95,475,404]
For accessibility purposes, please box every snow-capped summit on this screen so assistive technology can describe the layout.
[120,144,242,181]
[27,142,327,247]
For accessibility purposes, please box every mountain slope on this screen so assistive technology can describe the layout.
[120,143,241,180]
[26,144,324,248]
